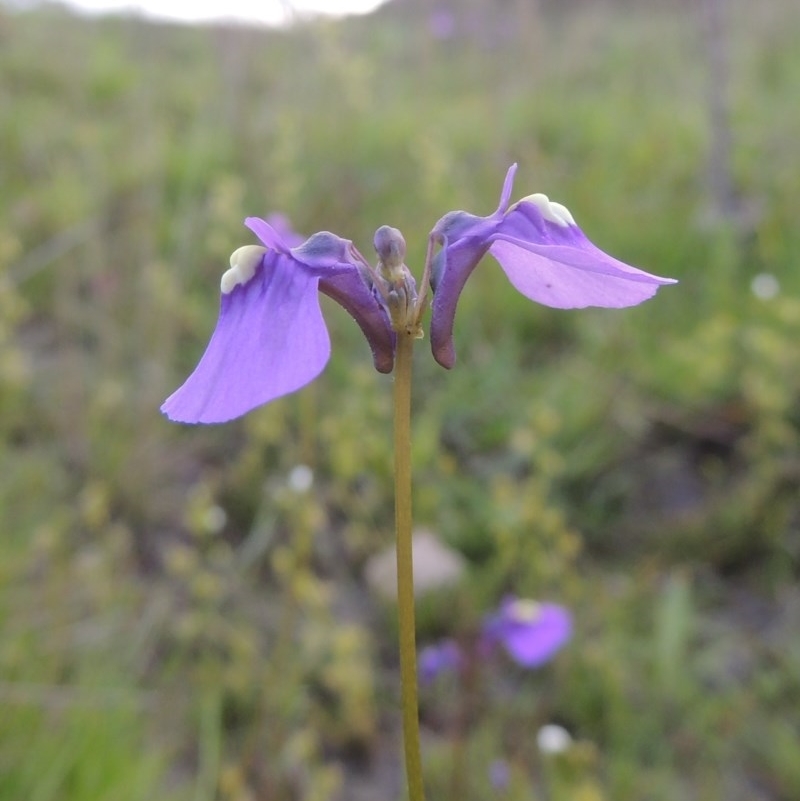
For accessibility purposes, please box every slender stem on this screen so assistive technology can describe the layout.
[393,330,425,801]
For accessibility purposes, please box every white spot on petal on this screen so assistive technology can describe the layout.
[221,245,267,293]
[513,193,576,227]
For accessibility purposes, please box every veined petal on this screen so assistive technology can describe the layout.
[489,237,669,308]
[161,249,330,424]
[488,200,676,308]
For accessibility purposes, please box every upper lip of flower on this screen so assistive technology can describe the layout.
[427,163,677,369]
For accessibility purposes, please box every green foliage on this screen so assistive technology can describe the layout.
[1,0,800,798]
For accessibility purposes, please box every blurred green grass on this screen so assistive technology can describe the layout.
[1,0,800,799]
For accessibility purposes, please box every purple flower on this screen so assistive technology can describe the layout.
[418,639,464,684]
[428,164,677,367]
[162,169,676,423]
[161,217,394,424]
[418,598,571,683]
[481,598,572,668]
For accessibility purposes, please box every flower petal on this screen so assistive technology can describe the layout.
[289,227,395,372]
[284,227,395,370]
[263,212,305,248]
[495,162,518,215]
[489,200,676,308]
[161,249,330,424]
[319,270,395,374]
[428,166,676,367]
[429,231,492,369]
[245,216,292,254]
[499,603,572,668]
[428,168,515,369]
[481,598,572,669]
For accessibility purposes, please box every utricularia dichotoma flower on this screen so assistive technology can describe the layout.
[162,165,676,423]
[418,597,573,684]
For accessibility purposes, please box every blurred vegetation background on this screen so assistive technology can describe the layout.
[1,0,799,799]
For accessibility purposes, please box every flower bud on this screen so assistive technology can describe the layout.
[373,225,406,275]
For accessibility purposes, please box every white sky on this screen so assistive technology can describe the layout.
[49,0,388,26]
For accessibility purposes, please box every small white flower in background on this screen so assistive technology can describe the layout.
[287,464,314,493]
[750,273,780,300]
[536,723,573,755]
[202,505,227,534]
